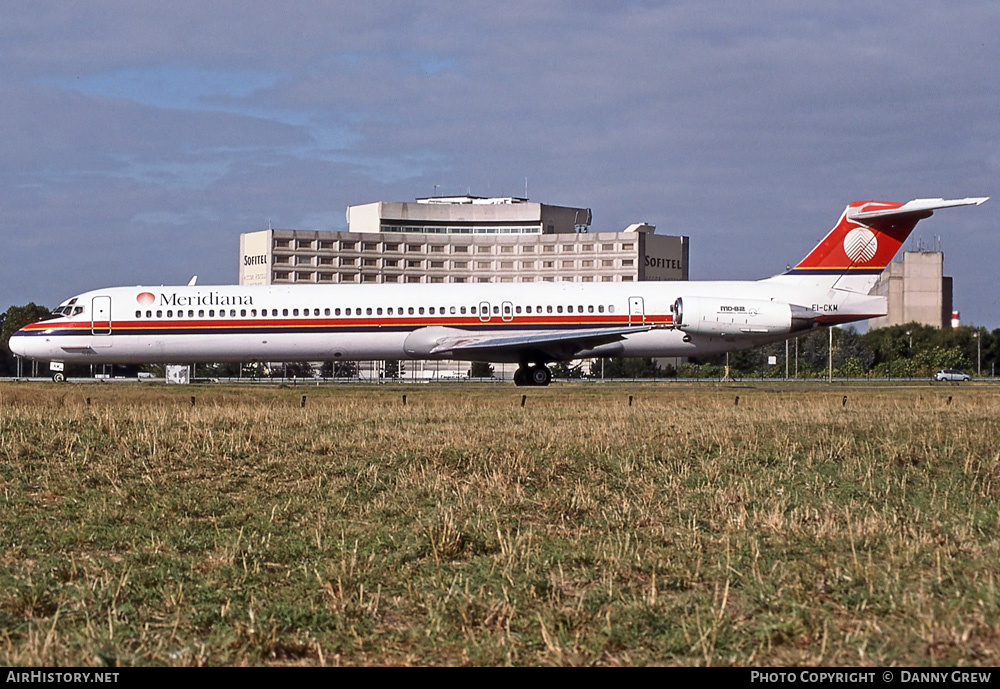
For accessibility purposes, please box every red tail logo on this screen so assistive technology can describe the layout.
[794,201,911,274]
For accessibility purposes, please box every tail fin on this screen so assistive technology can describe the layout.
[766,197,988,294]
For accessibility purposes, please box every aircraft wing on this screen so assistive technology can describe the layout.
[404,324,652,362]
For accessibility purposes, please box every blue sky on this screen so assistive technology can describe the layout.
[3,2,999,325]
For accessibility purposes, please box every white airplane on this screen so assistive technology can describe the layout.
[9,197,988,385]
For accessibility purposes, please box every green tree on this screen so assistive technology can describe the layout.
[590,357,662,379]
[1,303,52,376]
[468,361,495,379]
[550,361,584,379]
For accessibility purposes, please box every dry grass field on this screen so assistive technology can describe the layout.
[1,381,999,666]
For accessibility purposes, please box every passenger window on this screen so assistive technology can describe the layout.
[429,307,435,315]
[557,306,563,314]
[547,306,553,314]
[292,309,299,316]
[324,308,330,316]
[198,310,205,318]
[418,307,425,315]
[377,307,383,315]
[157,310,163,318]
[136,310,141,318]
[167,310,173,318]
[450,306,456,314]
[314,308,320,316]
[408,307,414,315]
[366,308,372,316]
[283,309,289,316]
[609,305,615,313]
[460,306,467,314]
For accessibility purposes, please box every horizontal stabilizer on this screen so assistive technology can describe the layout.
[848,197,988,223]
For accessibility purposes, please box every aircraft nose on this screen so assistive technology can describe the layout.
[8,329,37,359]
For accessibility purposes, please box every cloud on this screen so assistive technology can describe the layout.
[2,2,998,324]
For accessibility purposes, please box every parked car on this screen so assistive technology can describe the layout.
[933,369,971,382]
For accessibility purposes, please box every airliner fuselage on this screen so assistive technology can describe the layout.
[9,197,988,385]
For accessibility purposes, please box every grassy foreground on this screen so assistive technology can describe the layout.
[1,382,999,666]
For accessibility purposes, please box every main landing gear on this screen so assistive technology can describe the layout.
[513,364,552,387]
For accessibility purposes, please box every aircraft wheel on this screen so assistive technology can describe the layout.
[529,365,552,387]
[52,372,66,383]
[513,367,528,386]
